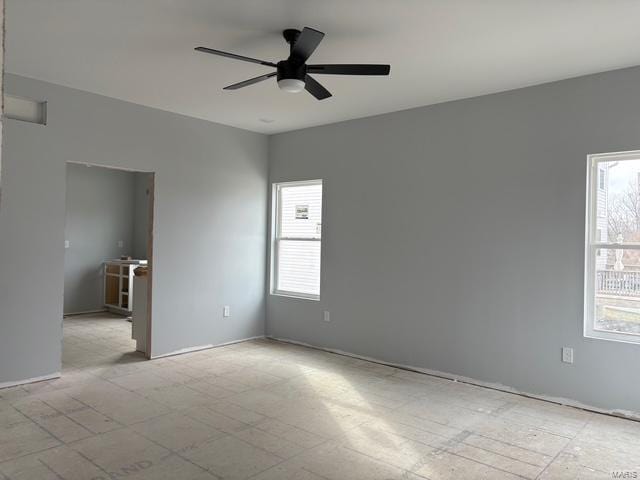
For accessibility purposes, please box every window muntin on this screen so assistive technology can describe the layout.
[272,180,322,300]
[586,152,640,344]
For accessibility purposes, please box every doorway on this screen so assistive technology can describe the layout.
[63,162,154,370]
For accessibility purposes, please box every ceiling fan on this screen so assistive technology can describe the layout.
[195,27,391,100]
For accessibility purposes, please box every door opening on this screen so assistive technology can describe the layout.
[63,162,155,369]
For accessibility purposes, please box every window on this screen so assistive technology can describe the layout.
[585,151,640,344]
[272,180,323,300]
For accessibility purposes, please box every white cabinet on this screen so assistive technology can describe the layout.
[104,260,146,315]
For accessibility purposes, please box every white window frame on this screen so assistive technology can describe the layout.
[271,179,322,301]
[585,150,640,345]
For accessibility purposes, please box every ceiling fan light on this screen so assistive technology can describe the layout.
[278,78,305,93]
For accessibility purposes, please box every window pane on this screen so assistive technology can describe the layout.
[597,158,640,243]
[277,240,321,296]
[280,183,322,239]
[594,248,640,336]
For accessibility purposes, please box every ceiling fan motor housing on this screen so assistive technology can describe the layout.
[276,60,307,93]
[277,60,306,82]
[278,28,307,88]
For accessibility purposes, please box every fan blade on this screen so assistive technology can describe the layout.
[307,64,390,75]
[223,72,277,90]
[195,47,276,67]
[290,27,325,64]
[305,75,332,100]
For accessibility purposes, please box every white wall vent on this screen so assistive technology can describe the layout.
[4,95,47,125]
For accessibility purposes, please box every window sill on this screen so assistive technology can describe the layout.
[270,291,320,302]
[584,331,640,346]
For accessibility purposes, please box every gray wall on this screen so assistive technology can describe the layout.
[0,74,268,385]
[64,164,139,314]
[268,66,640,414]
[132,172,151,260]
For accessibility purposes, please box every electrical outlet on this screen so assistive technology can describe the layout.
[117,240,124,248]
[323,311,331,322]
[223,306,230,317]
[64,240,70,249]
[562,347,574,364]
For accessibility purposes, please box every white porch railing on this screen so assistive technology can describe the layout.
[597,269,640,297]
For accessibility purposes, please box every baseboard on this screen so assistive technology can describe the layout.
[0,372,61,390]
[150,335,265,360]
[63,309,107,317]
[268,335,640,422]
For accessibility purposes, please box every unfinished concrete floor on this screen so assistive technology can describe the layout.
[0,313,638,479]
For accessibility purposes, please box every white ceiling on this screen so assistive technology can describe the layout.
[7,0,640,134]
